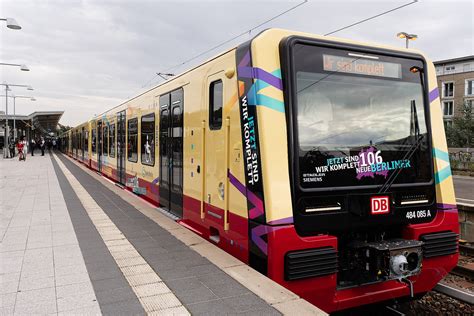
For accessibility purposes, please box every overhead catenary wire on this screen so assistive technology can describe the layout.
[142,0,418,89]
[141,0,308,88]
[324,0,418,36]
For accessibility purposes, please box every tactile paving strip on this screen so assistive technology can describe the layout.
[54,154,190,315]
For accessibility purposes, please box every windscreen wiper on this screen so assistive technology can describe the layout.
[378,100,422,193]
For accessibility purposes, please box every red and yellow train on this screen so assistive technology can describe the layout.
[60,29,459,313]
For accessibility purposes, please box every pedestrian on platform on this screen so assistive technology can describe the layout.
[40,137,46,156]
[9,137,16,158]
[22,137,28,160]
[17,136,27,161]
[30,138,36,156]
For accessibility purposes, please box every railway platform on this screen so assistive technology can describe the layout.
[0,152,325,315]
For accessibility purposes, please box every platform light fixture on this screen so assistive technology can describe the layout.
[0,17,21,30]
[0,62,30,71]
[397,32,418,48]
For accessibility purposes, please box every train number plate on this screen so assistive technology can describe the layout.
[371,196,390,215]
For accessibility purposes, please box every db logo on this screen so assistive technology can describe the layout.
[371,196,390,215]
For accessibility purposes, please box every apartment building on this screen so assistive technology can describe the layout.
[435,55,474,127]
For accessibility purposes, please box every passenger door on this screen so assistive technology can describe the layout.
[204,73,226,225]
[97,121,102,172]
[117,111,126,185]
[159,88,184,218]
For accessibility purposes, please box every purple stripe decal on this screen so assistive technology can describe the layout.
[228,170,264,219]
[429,88,439,103]
[437,203,457,209]
[228,170,246,196]
[237,66,283,90]
[238,51,250,67]
[267,217,294,225]
[440,209,458,214]
[249,207,260,219]
[251,225,286,255]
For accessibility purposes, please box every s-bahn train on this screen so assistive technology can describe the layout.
[60,29,459,313]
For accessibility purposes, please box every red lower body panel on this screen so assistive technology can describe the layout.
[267,209,458,313]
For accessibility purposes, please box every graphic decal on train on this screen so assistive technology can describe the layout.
[235,43,270,274]
[305,146,414,184]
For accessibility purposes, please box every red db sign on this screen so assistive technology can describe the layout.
[371,196,390,215]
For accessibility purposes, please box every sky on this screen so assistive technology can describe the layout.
[1,0,473,126]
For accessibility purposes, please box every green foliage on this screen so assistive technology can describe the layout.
[445,101,474,147]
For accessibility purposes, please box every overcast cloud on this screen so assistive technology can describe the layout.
[1,0,473,126]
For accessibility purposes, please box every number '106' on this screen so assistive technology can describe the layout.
[359,150,383,167]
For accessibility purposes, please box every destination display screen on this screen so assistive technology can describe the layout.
[293,44,431,189]
[323,54,402,79]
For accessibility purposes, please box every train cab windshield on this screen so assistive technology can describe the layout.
[291,44,432,190]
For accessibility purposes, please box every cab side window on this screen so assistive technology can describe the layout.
[209,80,223,130]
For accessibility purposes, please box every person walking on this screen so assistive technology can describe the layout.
[30,138,36,156]
[40,137,46,156]
[22,137,28,160]
[8,137,16,158]
[17,136,27,161]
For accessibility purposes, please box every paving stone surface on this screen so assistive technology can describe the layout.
[1,152,283,315]
[54,153,281,315]
[0,154,101,315]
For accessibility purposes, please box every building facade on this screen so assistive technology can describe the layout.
[435,55,474,127]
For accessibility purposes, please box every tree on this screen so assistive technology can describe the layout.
[445,101,474,148]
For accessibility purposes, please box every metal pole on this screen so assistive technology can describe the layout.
[13,96,16,139]
[4,85,9,158]
[406,38,409,49]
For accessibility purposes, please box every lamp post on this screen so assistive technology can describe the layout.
[0,63,30,71]
[0,84,34,158]
[0,95,36,139]
[0,17,21,30]
[397,32,418,48]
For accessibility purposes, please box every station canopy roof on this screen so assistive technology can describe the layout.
[0,111,64,135]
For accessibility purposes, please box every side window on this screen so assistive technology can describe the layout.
[103,126,109,156]
[127,118,138,162]
[443,82,454,98]
[141,113,155,166]
[92,128,96,153]
[209,80,223,130]
[109,123,115,158]
[84,131,88,156]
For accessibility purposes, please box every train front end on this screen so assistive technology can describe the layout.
[235,29,459,312]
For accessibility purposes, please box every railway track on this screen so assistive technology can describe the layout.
[452,264,474,281]
[459,244,474,257]
[434,282,474,304]
[432,248,474,306]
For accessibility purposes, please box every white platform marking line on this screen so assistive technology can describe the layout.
[53,154,190,315]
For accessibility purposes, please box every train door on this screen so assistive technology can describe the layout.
[81,128,84,161]
[84,127,89,163]
[80,130,83,159]
[97,121,102,172]
[205,73,226,225]
[159,88,184,218]
[74,132,77,158]
[117,111,126,185]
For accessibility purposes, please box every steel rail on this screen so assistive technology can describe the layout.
[434,283,474,304]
